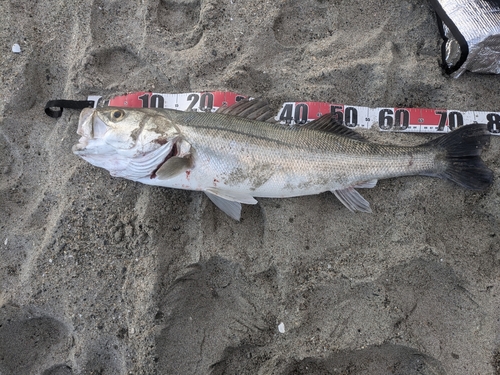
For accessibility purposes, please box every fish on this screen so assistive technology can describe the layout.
[72,99,493,220]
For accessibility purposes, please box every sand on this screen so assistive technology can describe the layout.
[1,0,499,374]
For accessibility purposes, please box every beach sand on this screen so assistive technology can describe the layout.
[1,0,499,374]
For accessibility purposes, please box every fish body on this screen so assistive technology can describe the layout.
[73,100,492,220]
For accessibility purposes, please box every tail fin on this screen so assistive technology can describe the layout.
[425,124,493,190]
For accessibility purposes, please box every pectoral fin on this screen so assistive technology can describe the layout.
[332,187,372,213]
[204,188,258,221]
[156,154,192,180]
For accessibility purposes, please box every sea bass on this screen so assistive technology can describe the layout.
[72,100,493,220]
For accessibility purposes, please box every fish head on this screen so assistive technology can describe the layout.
[72,107,181,180]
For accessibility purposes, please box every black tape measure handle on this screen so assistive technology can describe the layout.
[44,100,95,118]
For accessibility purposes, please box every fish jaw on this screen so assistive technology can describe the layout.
[73,134,131,176]
[77,107,95,138]
[72,107,119,159]
[73,108,113,153]
[72,107,133,176]
[75,142,177,181]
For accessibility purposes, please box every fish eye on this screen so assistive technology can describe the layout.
[110,109,125,121]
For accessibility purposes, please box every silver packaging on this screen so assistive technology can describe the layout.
[431,0,500,77]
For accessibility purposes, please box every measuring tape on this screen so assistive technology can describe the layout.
[87,91,500,135]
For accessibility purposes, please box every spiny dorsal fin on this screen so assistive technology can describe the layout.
[216,99,275,123]
[301,114,366,141]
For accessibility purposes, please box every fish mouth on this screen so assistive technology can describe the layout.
[77,108,95,137]
[72,136,90,153]
[72,108,96,153]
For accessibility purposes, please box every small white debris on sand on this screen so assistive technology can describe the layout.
[278,322,285,333]
[12,44,21,53]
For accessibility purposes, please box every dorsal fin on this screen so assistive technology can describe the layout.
[301,114,366,141]
[216,99,276,123]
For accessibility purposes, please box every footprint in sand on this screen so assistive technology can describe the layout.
[42,364,73,375]
[211,343,445,374]
[81,337,125,374]
[78,47,144,90]
[273,0,337,47]
[157,0,201,34]
[155,257,268,374]
[0,306,70,375]
[282,344,445,375]
[0,130,23,191]
[149,0,203,50]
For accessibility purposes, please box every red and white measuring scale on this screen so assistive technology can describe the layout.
[88,91,500,135]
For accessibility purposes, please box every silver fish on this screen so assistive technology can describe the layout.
[73,100,493,220]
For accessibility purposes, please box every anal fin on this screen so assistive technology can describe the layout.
[354,179,378,189]
[332,187,372,213]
